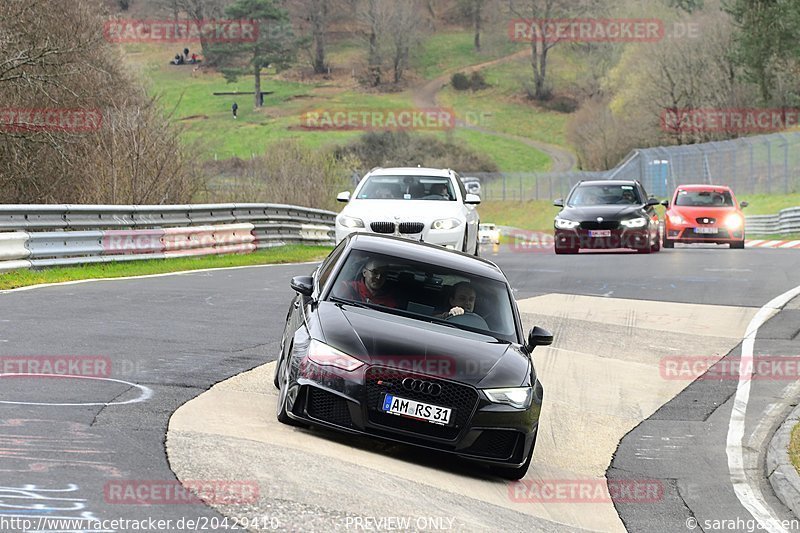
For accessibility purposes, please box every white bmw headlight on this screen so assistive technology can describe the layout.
[432,218,461,230]
[483,387,533,409]
[554,217,579,229]
[338,215,364,228]
[725,214,743,229]
[621,217,647,228]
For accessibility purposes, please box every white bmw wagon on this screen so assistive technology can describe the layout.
[335,167,481,254]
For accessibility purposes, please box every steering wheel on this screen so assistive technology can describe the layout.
[445,311,489,330]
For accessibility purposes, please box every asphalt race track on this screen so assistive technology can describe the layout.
[2,245,800,532]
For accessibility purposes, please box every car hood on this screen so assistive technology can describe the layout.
[315,301,530,388]
[669,206,739,219]
[558,204,645,221]
[341,199,464,221]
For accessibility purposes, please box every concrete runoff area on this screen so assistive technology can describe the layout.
[167,294,758,532]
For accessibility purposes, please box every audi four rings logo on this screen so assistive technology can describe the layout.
[402,377,442,396]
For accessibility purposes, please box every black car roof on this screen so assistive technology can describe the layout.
[576,179,639,186]
[347,233,507,282]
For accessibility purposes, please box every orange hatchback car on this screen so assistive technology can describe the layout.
[662,185,748,249]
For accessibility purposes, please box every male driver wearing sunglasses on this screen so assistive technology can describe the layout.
[339,258,398,307]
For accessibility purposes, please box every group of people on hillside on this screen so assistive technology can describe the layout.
[170,47,199,65]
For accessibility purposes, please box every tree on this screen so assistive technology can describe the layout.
[217,0,298,108]
[176,0,228,64]
[508,0,600,101]
[0,0,199,203]
[458,0,487,51]
[725,0,800,104]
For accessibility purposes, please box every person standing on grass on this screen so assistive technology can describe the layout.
[232,101,238,119]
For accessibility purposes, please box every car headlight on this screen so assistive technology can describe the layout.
[483,387,533,409]
[620,217,648,228]
[725,214,743,229]
[432,218,461,230]
[554,217,579,230]
[338,215,364,229]
[668,214,685,225]
[307,339,364,371]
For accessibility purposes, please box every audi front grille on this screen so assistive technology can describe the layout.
[364,366,479,440]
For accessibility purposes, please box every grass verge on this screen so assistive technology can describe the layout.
[791,423,800,475]
[0,245,332,291]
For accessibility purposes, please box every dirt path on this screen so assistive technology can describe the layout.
[411,49,577,172]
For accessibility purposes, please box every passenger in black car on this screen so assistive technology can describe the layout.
[435,281,477,318]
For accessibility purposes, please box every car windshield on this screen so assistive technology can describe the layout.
[675,190,734,207]
[568,184,642,206]
[480,224,496,231]
[327,250,517,342]
[356,175,455,200]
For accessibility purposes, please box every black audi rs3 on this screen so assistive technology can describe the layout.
[274,233,552,479]
[553,179,662,254]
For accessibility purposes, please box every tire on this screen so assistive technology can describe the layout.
[650,231,661,252]
[662,233,674,248]
[731,240,745,249]
[636,244,651,254]
[276,349,305,427]
[554,246,578,255]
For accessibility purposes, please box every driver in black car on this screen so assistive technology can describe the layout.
[435,281,476,319]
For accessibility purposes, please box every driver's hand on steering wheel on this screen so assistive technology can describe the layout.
[447,306,465,317]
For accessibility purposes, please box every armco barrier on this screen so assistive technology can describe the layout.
[0,203,336,272]
[746,208,800,235]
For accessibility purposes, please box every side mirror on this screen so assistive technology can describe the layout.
[646,197,660,206]
[464,193,481,205]
[660,200,669,208]
[290,275,314,297]
[553,199,564,207]
[526,326,553,352]
[337,191,351,203]
[740,201,748,208]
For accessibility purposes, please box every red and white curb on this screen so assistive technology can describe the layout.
[746,240,800,249]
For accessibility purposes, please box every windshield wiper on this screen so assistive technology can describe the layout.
[329,296,372,309]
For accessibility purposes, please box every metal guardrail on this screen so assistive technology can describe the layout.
[746,208,800,235]
[0,203,336,272]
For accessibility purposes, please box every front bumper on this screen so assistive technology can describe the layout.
[554,227,652,250]
[284,360,539,468]
[336,222,464,249]
[664,224,744,243]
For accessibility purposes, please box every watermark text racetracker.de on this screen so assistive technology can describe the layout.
[661,108,800,134]
[0,515,280,531]
[0,108,102,133]
[508,18,700,42]
[103,19,257,43]
[0,355,110,377]
[660,355,800,381]
[104,479,258,505]
[299,108,455,131]
[508,479,664,503]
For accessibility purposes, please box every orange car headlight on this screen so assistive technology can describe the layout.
[725,214,744,229]
[668,214,685,225]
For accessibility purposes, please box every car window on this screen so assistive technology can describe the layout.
[568,184,643,206]
[356,175,454,200]
[327,250,517,342]
[675,190,734,207]
[316,238,348,290]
